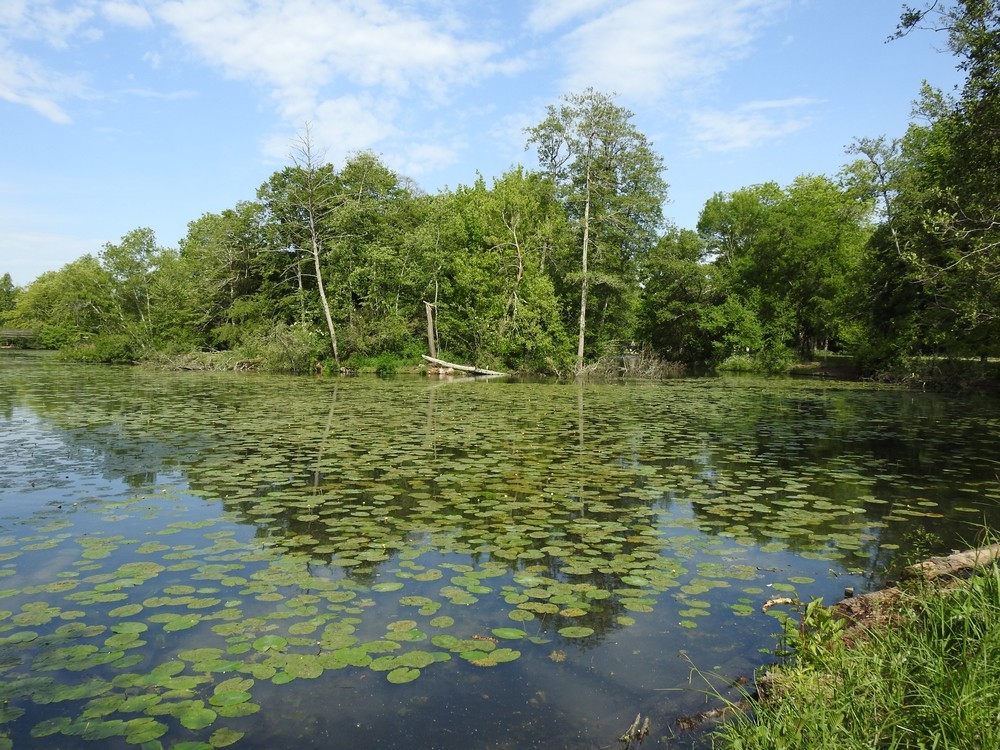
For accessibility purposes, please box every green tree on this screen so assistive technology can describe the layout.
[637,227,713,362]
[257,139,426,365]
[870,1,1000,362]
[526,88,668,371]
[0,273,18,321]
[698,177,869,367]
[289,126,340,365]
[442,169,572,372]
[99,227,169,339]
[326,151,424,356]
[179,201,275,347]
[7,256,113,347]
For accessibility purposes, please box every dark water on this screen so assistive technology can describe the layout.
[2,351,999,749]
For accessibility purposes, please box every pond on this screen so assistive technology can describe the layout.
[2,351,999,749]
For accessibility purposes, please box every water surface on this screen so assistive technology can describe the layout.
[2,352,999,749]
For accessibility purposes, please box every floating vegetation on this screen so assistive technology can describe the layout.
[2,362,999,748]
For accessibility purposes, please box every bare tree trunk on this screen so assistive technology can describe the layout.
[293,124,340,366]
[308,210,339,365]
[424,301,437,358]
[576,156,593,373]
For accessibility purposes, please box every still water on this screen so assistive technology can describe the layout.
[2,351,999,749]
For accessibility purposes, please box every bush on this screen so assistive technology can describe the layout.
[61,334,139,364]
[239,323,322,374]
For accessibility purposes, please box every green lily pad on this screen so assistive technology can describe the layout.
[386,667,420,684]
[124,716,168,743]
[557,626,594,639]
[491,628,527,640]
[210,727,245,747]
[209,691,251,707]
[180,707,217,730]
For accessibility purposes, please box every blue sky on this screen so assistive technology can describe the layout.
[1,0,964,287]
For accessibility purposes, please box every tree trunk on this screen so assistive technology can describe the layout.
[294,124,339,367]
[424,301,437,358]
[309,212,339,366]
[577,156,593,373]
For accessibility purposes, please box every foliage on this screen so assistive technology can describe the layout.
[0,272,18,321]
[848,1,1000,371]
[7,255,113,346]
[526,88,668,370]
[238,322,322,374]
[714,561,1000,749]
[637,227,714,362]
[768,597,847,666]
[697,176,870,368]
[60,333,139,364]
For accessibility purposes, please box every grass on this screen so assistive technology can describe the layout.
[711,559,1000,749]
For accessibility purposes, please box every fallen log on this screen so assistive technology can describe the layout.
[902,542,1000,580]
[421,355,506,377]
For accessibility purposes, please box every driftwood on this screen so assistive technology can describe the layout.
[421,355,505,377]
[902,542,1000,580]
[834,542,1000,633]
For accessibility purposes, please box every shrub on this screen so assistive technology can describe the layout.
[239,323,322,374]
[61,334,139,364]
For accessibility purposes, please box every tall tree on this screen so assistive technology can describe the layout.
[698,177,869,364]
[444,169,571,371]
[0,273,18,319]
[270,125,341,365]
[637,227,713,361]
[878,1,1000,360]
[100,227,163,336]
[179,201,274,347]
[526,89,668,371]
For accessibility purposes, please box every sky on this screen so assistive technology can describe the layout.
[1,0,965,287]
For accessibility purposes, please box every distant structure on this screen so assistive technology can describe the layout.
[0,329,36,344]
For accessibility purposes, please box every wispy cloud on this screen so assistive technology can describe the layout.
[0,43,82,123]
[157,1,507,113]
[534,0,789,100]
[688,97,821,152]
[526,0,611,34]
[0,1,159,124]
[153,0,520,163]
[101,1,153,29]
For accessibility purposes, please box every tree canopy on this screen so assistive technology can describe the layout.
[5,8,999,381]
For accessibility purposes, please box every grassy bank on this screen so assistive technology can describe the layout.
[711,551,1000,749]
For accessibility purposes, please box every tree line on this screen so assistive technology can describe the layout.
[3,1,997,378]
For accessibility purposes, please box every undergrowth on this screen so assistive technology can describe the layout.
[711,557,1000,749]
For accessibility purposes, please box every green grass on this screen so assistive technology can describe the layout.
[712,563,1000,749]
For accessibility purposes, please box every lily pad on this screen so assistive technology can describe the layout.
[557,626,594,639]
[491,628,527,640]
[386,667,420,684]
[180,707,217,730]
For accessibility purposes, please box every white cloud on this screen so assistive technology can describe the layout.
[393,142,462,181]
[0,43,81,123]
[29,3,97,48]
[101,1,154,28]
[688,97,820,152]
[0,1,29,28]
[526,0,611,33]
[155,0,508,123]
[260,94,399,165]
[541,0,788,100]
[0,2,102,123]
